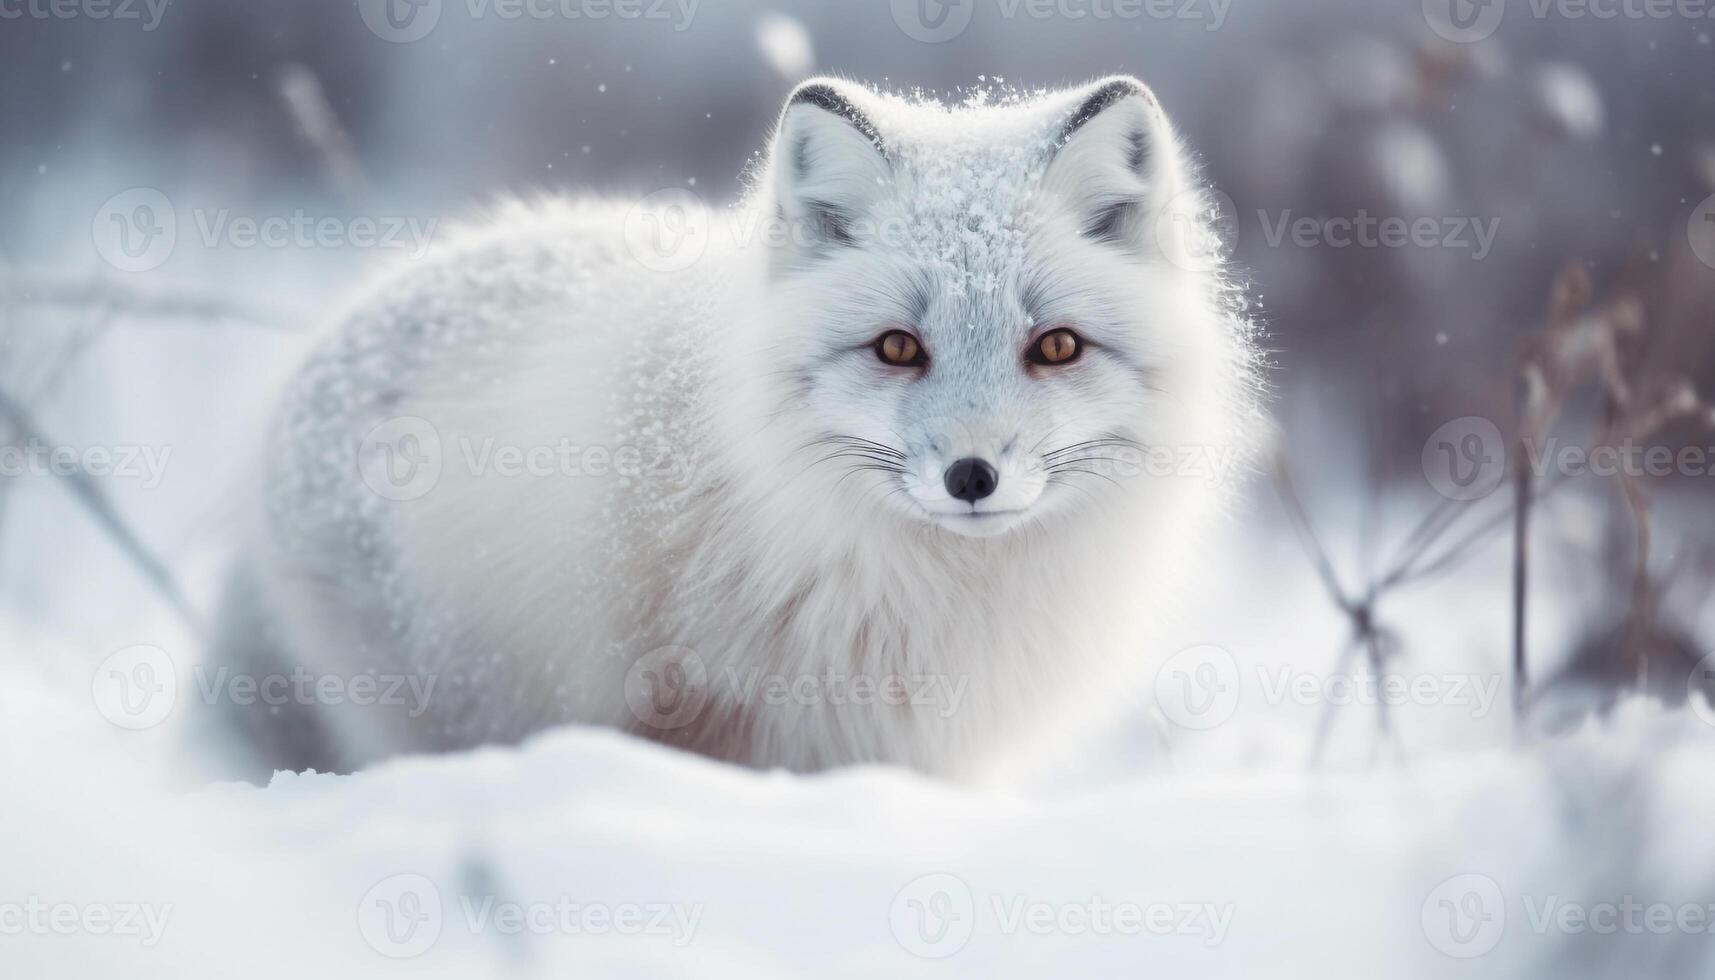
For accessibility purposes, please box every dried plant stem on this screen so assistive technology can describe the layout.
[0,386,204,638]
[1274,455,1396,762]
[1617,466,1656,686]
[0,270,290,329]
[1511,448,1532,724]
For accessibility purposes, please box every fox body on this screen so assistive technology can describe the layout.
[212,77,1258,780]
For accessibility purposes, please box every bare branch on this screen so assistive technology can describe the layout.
[0,386,205,638]
[1272,454,1353,615]
[0,270,294,329]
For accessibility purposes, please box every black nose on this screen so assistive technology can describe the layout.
[944,458,999,503]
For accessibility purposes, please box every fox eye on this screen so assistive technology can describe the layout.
[875,330,927,368]
[1028,328,1084,366]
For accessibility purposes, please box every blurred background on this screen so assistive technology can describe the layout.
[4,1,1715,977]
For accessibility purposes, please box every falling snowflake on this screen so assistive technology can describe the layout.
[755,12,813,80]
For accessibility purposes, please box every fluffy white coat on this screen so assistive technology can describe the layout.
[214,77,1260,780]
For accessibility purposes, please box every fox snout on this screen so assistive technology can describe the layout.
[943,457,1000,503]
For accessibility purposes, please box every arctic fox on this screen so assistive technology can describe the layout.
[209,77,1258,781]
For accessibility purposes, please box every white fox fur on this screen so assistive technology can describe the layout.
[211,77,1260,781]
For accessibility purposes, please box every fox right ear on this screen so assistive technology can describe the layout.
[769,79,892,269]
[1043,77,1187,256]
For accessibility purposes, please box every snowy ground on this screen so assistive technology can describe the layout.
[5,659,1715,979]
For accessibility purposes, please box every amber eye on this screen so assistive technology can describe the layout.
[875,330,926,368]
[1028,328,1084,366]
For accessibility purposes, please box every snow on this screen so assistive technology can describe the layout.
[1532,62,1605,142]
[1370,121,1452,214]
[755,13,814,80]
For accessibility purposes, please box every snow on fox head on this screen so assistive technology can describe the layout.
[722,77,1254,543]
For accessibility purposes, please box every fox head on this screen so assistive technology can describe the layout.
[723,77,1254,542]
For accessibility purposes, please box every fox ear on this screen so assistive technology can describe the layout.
[769,79,892,269]
[1043,77,1186,255]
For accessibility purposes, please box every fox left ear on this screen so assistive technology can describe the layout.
[768,78,893,273]
[1043,77,1187,255]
